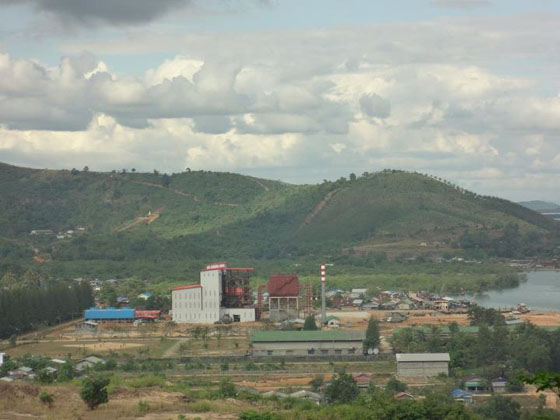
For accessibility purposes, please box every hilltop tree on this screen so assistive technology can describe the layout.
[303,315,318,330]
[80,376,109,410]
[161,174,170,188]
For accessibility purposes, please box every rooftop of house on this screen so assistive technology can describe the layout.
[396,353,450,362]
[77,356,105,365]
[251,330,365,343]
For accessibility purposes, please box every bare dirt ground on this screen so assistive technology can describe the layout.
[63,342,144,351]
[326,309,560,332]
[0,383,250,420]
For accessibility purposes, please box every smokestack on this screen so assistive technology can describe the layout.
[321,262,326,322]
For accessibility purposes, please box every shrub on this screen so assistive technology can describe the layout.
[219,378,236,398]
[39,390,54,407]
[136,400,150,416]
[239,410,279,420]
[190,401,211,412]
[386,376,407,393]
[80,376,109,410]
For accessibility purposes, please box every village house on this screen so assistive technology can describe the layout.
[75,356,106,372]
[451,389,473,404]
[262,391,288,399]
[387,312,408,323]
[464,375,487,392]
[76,320,99,332]
[433,299,450,311]
[289,390,322,403]
[353,372,373,390]
[394,392,415,400]
[323,315,340,328]
[491,377,508,393]
[8,366,34,380]
[349,288,367,299]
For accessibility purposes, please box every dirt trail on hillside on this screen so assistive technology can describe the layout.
[298,189,338,231]
[129,180,240,207]
[114,207,162,232]
[249,177,270,192]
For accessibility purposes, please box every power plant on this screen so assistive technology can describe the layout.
[171,262,256,324]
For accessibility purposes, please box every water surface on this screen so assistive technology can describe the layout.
[461,270,560,312]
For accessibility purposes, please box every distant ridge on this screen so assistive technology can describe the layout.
[0,162,558,279]
[519,200,560,212]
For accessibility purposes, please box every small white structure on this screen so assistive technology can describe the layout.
[290,390,322,403]
[0,353,6,366]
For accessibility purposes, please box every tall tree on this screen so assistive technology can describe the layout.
[363,317,380,351]
[303,315,318,331]
[324,371,360,404]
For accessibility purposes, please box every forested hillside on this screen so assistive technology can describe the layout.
[0,162,558,281]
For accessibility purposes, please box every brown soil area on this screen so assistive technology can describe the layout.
[63,342,144,351]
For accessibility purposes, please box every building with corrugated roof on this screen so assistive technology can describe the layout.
[396,353,450,377]
[84,307,135,322]
[251,330,364,357]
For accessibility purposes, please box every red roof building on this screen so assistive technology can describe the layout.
[135,310,161,320]
[267,274,300,297]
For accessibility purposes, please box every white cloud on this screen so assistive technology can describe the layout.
[1,14,560,202]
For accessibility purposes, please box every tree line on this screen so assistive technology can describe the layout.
[0,281,94,338]
[391,319,560,389]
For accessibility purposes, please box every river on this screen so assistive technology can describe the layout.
[461,270,560,312]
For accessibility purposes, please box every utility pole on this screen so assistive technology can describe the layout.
[321,262,326,322]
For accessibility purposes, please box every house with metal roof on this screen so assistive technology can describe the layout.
[464,375,487,392]
[84,307,135,322]
[289,390,322,403]
[75,356,106,372]
[396,353,450,377]
[451,389,473,404]
[491,377,508,393]
[251,330,365,357]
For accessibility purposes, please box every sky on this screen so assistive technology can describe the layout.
[0,0,559,203]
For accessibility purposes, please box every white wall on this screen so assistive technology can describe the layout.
[172,269,255,324]
[221,308,255,322]
[172,287,220,324]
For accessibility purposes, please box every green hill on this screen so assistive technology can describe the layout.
[0,163,557,281]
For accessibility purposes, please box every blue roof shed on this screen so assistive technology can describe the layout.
[84,307,135,320]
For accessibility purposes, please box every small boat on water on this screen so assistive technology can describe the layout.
[516,303,530,313]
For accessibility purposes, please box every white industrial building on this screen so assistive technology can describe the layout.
[172,263,256,324]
